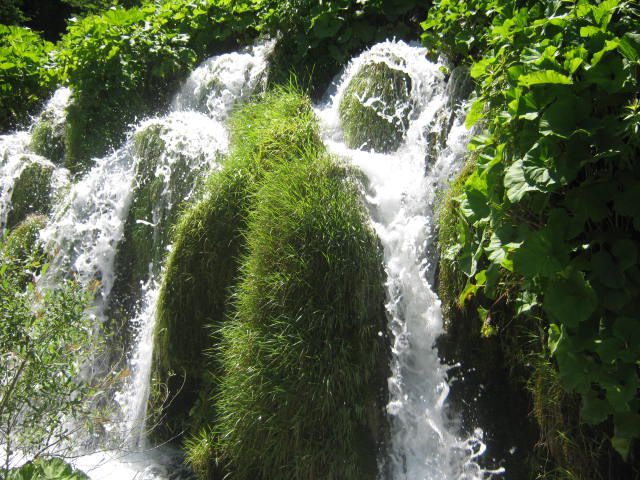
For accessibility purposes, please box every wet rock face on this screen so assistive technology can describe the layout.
[339,61,413,153]
[7,160,53,229]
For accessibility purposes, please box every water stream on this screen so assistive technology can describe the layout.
[0,39,499,479]
[317,40,497,479]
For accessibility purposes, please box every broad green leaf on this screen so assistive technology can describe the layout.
[591,251,625,289]
[612,239,637,270]
[518,70,572,88]
[465,97,485,128]
[504,160,535,203]
[581,392,610,424]
[540,95,584,138]
[543,269,597,327]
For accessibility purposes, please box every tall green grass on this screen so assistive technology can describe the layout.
[213,155,388,479]
[151,86,324,441]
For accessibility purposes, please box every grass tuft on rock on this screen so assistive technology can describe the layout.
[214,155,388,480]
[150,86,324,442]
[339,61,413,153]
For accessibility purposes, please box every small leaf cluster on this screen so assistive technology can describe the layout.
[0,221,95,474]
[7,458,88,480]
[0,25,60,132]
[441,0,640,460]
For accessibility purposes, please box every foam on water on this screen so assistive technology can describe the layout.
[316,40,499,479]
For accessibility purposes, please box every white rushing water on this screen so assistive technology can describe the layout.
[0,42,272,479]
[316,40,495,479]
[2,36,500,479]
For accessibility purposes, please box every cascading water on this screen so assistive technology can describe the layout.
[0,42,272,479]
[1,36,502,479]
[316,40,498,479]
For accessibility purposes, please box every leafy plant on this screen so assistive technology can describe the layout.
[0,25,60,132]
[0,223,96,475]
[438,0,640,463]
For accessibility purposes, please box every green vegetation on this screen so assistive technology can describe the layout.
[339,61,413,153]
[430,0,640,475]
[0,26,59,132]
[6,160,53,230]
[214,155,387,480]
[0,214,46,287]
[0,222,94,475]
[7,458,88,480]
[151,88,388,478]
[31,114,66,166]
[151,87,322,442]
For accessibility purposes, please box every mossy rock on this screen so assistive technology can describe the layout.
[6,160,53,229]
[108,122,212,360]
[339,61,413,153]
[31,118,65,166]
[214,156,388,480]
[1,214,47,288]
[149,166,251,443]
[150,87,322,444]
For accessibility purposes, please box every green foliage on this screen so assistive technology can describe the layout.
[7,458,88,480]
[421,0,518,63]
[57,0,262,170]
[0,228,94,474]
[439,0,640,464]
[214,154,387,480]
[6,161,54,230]
[260,0,428,97]
[339,61,413,153]
[0,26,60,132]
[58,6,194,171]
[151,86,321,442]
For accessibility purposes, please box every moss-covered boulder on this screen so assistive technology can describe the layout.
[149,166,251,442]
[339,61,413,153]
[1,214,47,288]
[214,156,388,479]
[30,89,71,166]
[150,87,322,442]
[108,121,216,364]
[31,117,66,166]
[6,160,53,229]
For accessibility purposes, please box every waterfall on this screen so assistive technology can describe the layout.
[1,37,501,479]
[1,42,272,479]
[316,40,497,479]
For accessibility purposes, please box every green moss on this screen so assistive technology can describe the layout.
[150,86,323,443]
[1,214,47,288]
[31,118,65,165]
[214,156,388,480]
[7,160,53,229]
[339,61,413,153]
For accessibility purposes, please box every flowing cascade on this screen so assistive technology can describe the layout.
[1,42,272,480]
[317,40,496,479]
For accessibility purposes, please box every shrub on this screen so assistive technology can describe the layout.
[0,214,46,287]
[0,25,60,132]
[339,61,413,153]
[57,0,261,172]
[0,228,94,475]
[213,155,388,480]
[437,0,640,473]
[57,5,197,171]
[7,458,89,480]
